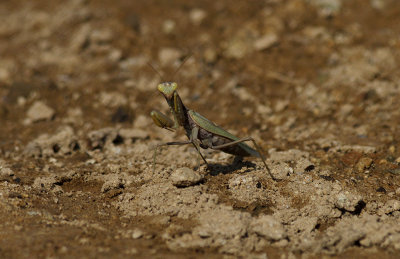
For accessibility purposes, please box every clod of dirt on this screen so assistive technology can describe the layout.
[290,216,319,235]
[250,215,287,241]
[26,101,55,123]
[0,167,14,177]
[119,128,149,142]
[355,157,373,173]
[378,200,400,215]
[87,127,118,150]
[32,172,76,194]
[269,149,310,162]
[99,91,128,108]
[24,126,80,157]
[90,28,114,44]
[101,174,125,193]
[0,160,14,177]
[294,157,315,174]
[308,0,342,17]
[270,162,294,180]
[334,192,364,212]
[228,174,271,203]
[318,213,400,253]
[223,28,255,59]
[192,207,252,253]
[170,167,204,187]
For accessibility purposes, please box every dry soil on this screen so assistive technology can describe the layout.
[1,0,400,258]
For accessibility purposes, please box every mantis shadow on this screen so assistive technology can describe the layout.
[200,156,257,176]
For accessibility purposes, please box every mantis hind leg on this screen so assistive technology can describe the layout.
[210,137,276,181]
[152,141,208,172]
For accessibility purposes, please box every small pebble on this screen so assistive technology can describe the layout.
[203,47,217,63]
[158,48,182,66]
[90,29,113,43]
[162,19,176,34]
[254,33,278,51]
[26,101,55,122]
[379,159,388,164]
[189,8,207,25]
[132,228,143,239]
[170,167,203,187]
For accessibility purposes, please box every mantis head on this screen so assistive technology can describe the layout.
[157,82,178,100]
[157,81,186,125]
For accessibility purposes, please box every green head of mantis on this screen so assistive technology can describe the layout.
[150,80,276,181]
[151,82,186,130]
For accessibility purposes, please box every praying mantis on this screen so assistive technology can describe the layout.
[150,73,276,181]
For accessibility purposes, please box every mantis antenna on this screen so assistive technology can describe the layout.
[147,53,192,82]
[171,53,193,81]
[147,62,165,82]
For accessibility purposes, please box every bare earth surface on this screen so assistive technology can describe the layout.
[1,0,400,258]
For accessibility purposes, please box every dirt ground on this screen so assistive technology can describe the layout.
[1,0,400,258]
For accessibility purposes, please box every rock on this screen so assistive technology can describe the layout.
[26,101,55,122]
[250,215,287,241]
[170,167,203,187]
[253,33,278,51]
